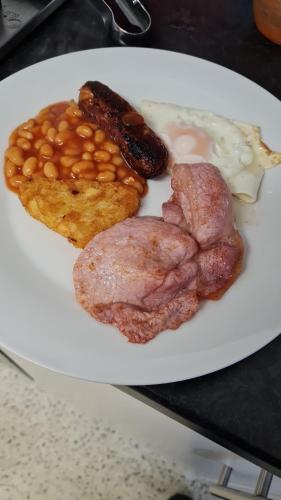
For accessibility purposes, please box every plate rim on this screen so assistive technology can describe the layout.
[1,329,280,385]
[0,46,280,105]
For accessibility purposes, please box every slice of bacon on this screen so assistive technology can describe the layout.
[163,163,244,299]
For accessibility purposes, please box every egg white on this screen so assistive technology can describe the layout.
[140,100,281,203]
[141,100,254,178]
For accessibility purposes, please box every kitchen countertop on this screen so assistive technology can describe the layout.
[1,0,281,479]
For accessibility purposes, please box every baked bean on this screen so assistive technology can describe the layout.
[36,114,53,124]
[94,150,111,162]
[43,109,55,116]
[32,171,44,180]
[47,127,57,142]
[69,117,79,126]
[122,176,136,187]
[31,126,41,135]
[82,152,92,161]
[35,115,45,124]
[5,160,16,178]
[72,106,82,118]
[83,141,96,153]
[66,104,82,118]
[39,105,51,115]
[6,146,24,166]
[76,125,93,138]
[51,104,64,114]
[61,167,72,178]
[64,146,82,156]
[4,100,147,197]
[131,180,143,194]
[112,155,123,166]
[117,167,127,179]
[97,163,116,172]
[60,156,79,168]
[65,106,73,117]
[72,160,94,174]
[54,130,72,145]
[58,120,69,132]
[16,138,31,151]
[43,109,55,117]
[122,176,144,193]
[80,171,97,180]
[22,157,37,177]
[94,129,106,143]
[96,171,116,182]
[44,161,58,179]
[34,138,46,150]
[9,175,26,188]
[22,119,35,130]
[103,141,120,154]
[18,129,33,140]
[40,143,54,158]
[41,120,52,135]
[8,132,17,146]
[80,88,93,101]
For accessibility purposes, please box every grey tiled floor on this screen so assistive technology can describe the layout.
[0,360,210,500]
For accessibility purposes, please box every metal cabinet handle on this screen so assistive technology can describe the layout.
[209,465,273,500]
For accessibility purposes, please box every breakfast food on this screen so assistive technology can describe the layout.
[4,100,147,196]
[73,217,199,343]
[3,83,261,345]
[73,163,243,342]
[19,178,140,248]
[4,98,147,245]
[140,100,281,203]
[163,163,243,299]
[79,81,168,178]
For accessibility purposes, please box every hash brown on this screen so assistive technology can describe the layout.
[19,178,140,248]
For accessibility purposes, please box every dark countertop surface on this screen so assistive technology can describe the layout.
[1,0,281,477]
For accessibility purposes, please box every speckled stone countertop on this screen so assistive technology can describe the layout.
[0,0,281,480]
[0,359,212,500]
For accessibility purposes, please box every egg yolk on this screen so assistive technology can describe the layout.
[162,124,213,165]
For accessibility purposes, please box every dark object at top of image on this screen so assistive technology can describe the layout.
[0,0,66,59]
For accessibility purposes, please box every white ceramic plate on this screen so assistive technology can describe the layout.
[0,48,280,385]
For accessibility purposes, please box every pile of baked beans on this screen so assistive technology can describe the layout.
[4,100,147,195]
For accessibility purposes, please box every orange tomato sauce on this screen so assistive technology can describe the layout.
[4,101,147,195]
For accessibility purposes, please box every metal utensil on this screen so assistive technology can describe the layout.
[92,0,151,45]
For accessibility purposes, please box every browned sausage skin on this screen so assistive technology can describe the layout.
[79,81,168,179]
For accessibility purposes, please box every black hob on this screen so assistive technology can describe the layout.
[0,0,66,59]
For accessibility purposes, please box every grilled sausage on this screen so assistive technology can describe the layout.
[79,81,168,179]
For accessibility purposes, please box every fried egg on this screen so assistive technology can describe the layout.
[140,100,281,203]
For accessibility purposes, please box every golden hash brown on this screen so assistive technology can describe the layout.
[19,178,140,248]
